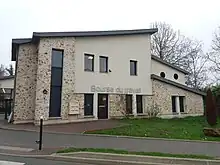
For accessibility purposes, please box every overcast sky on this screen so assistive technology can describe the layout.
[1,0,220,66]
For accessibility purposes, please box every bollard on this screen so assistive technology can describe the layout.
[39,116,43,150]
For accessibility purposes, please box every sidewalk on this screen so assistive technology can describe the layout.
[0,120,126,134]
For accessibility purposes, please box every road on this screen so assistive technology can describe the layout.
[0,155,94,165]
[0,128,220,157]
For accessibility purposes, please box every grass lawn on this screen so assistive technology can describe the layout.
[57,147,215,160]
[85,116,220,141]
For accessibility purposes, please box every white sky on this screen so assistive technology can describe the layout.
[1,0,220,66]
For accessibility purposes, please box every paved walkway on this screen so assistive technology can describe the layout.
[0,120,126,134]
[0,128,220,157]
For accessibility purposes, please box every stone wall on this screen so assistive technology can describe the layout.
[13,43,38,122]
[68,93,84,119]
[150,79,204,115]
[35,37,76,121]
[109,94,126,117]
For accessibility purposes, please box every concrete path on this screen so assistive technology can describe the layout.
[0,129,220,157]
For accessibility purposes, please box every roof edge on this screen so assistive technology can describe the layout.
[151,55,189,75]
[151,74,206,96]
[33,28,158,38]
[0,75,15,81]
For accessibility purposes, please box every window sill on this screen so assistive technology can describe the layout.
[99,71,108,74]
[84,70,94,72]
[130,74,138,76]
[49,117,62,120]
[137,113,145,116]
[84,115,95,118]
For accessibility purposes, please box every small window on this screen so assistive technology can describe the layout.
[130,60,137,76]
[160,72,165,78]
[174,73,178,80]
[99,56,108,73]
[84,54,94,71]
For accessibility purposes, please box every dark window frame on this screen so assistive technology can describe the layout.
[99,56,108,73]
[174,73,179,80]
[84,94,94,116]
[136,95,143,113]
[84,53,94,72]
[49,49,64,117]
[160,72,166,78]
[130,60,137,76]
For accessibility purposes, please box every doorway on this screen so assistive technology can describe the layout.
[126,95,133,114]
[98,94,108,119]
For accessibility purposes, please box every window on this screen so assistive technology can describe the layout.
[84,94,94,116]
[136,95,143,113]
[174,73,178,80]
[179,96,185,113]
[130,60,137,75]
[171,96,176,113]
[49,49,64,117]
[99,56,108,73]
[84,54,94,71]
[126,95,133,114]
[160,72,165,78]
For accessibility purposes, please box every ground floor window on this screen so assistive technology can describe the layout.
[136,95,143,113]
[126,95,133,114]
[84,94,94,116]
[179,96,185,113]
[171,96,185,113]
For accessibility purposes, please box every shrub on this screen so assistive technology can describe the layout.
[146,103,161,118]
[206,88,217,126]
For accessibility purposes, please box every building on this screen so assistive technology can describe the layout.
[11,29,205,125]
[0,76,14,99]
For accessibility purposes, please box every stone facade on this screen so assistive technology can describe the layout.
[149,79,204,115]
[13,43,38,123]
[109,94,126,117]
[34,37,76,122]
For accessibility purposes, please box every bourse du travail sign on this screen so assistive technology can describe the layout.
[91,85,141,94]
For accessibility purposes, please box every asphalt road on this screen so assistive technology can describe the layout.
[0,128,220,157]
[0,155,95,165]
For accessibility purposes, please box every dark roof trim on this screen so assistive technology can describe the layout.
[12,28,158,61]
[11,38,32,61]
[151,55,189,75]
[151,74,206,96]
[33,28,158,38]
[0,75,14,81]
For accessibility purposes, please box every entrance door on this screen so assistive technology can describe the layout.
[98,94,108,119]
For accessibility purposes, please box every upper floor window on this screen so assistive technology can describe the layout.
[130,60,137,76]
[174,73,179,80]
[84,53,94,71]
[99,56,108,73]
[160,72,166,78]
[52,49,63,68]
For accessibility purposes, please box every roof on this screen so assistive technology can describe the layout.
[11,28,158,61]
[0,75,14,81]
[151,55,189,75]
[151,74,206,96]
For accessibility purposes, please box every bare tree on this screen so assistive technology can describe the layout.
[183,38,209,89]
[151,21,209,89]
[0,65,5,78]
[208,26,220,81]
[5,64,14,76]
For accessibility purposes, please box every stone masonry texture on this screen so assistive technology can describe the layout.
[34,37,76,121]
[109,94,126,117]
[149,79,204,115]
[13,43,38,122]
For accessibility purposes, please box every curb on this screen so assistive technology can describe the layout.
[1,124,220,144]
[1,151,220,165]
